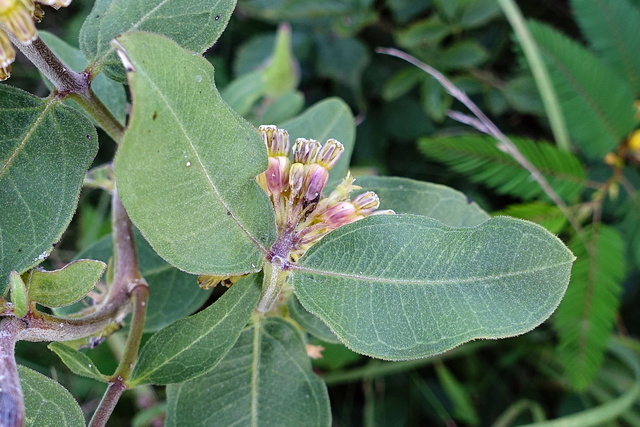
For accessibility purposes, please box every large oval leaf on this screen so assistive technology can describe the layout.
[166,317,331,427]
[0,86,97,292]
[128,274,261,386]
[355,176,490,227]
[292,215,574,360]
[80,0,236,82]
[19,365,85,427]
[114,32,276,276]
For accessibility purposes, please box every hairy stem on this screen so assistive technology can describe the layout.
[4,31,124,142]
[88,377,127,427]
[0,318,26,427]
[88,190,148,426]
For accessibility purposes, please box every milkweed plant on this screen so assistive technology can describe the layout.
[0,0,575,425]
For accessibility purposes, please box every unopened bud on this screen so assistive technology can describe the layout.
[1,0,37,43]
[266,156,290,195]
[317,139,344,169]
[293,138,322,164]
[303,164,329,202]
[36,0,72,9]
[0,29,15,68]
[288,163,305,197]
[352,191,380,215]
[322,201,361,228]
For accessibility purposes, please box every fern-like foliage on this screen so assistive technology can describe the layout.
[418,134,585,202]
[554,225,625,390]
[528,20,637,160]
[494,201,567,234]
[572,0,640,96]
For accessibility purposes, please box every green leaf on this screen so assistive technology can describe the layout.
[65,230,211,332]
[19,365,84,427]
[438,40,489,70]
[554,225,625,390]
[458,0,501,29]
[80,0,236,82]
[572,0,640,95]
[281,97,355,191]
[418,134,586,202]
[355,176,490,227]
[128,274,261,386]
[288,294,340,343]
[502,75,544,115]
[38,31,126,125]
[9,271,28,317]
[26,260,106,308]
[293,215,574,360]
[494,202,567,234]
[221,71,267,116]
[382,67,424,102]
[316,35,370,89]
[259,90,304,124]
[166,317,331,427]
[396,16,450,49]
[114,32,276,276]
[435,362,480,426]
[528,20,637,159]
[421,76,451,122]
[47,342,106,382]
[0,86,97,291]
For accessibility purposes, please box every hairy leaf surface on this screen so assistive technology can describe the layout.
[80,0,236,81]
[114,32,276,275]
[47,343,106,382]
[19,365,84,427]
[355,176,490,227]
[166,317,331,427]
[129,274,260,386]
[293,215,574,360]
[27,260,106,308]
[0,86,97,292]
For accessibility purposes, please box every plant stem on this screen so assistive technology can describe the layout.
[87,190,149,426]
[88,377,127,427]
[4,30,125,143]
[377,47,585,241]
[497,0,572,152]
[0,317,26,427]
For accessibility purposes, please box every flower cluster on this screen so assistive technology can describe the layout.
[257,125,393,261]
[0,0,71,80]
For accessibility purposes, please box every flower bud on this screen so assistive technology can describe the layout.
[1,0,37,44]
[322,201,361,229]
[36,0,72,9]
[317,139,344,169]
[0,28,15,68]
[352,191,380,215]
[288,162,305,198]
[293,138,322,164]
[265,156,290,195]
[303,164,329,202]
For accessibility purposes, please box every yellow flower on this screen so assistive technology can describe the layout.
[0,0,72,80]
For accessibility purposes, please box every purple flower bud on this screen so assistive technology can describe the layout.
[266,156,290,195]
[303,164,329,202]
[293,138,322,164]
[318,139,344,169]
[258,125,290,156]
[322,201,361,229]
[288,163,305,197]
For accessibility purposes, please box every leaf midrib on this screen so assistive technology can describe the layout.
[131,60,268,254]
[292,258,573,286]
